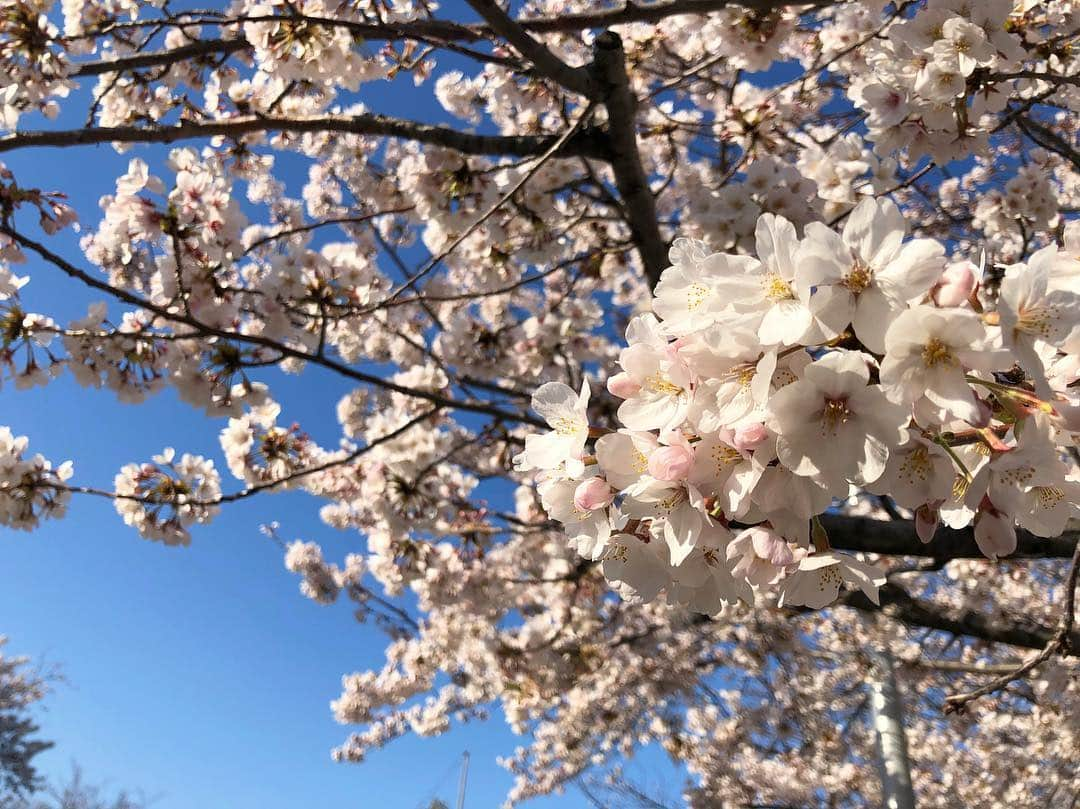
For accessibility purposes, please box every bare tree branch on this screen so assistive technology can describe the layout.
[822,515,1079,560]
[942,539,1080,712]
[0,227,547,429]
[69,37,251,77]
[590,31,670,286]
[0,113,608,159]
[56,406,440,507]
[378,103,597,303]
[464,0,595,97]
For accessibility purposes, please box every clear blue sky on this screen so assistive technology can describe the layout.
[0,8,689,805]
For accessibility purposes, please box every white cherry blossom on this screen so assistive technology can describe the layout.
[797,198,945,352]
[777,551,887,609]
[767,351,908,493]
[513,380,591,477]
[879,305,1006,423]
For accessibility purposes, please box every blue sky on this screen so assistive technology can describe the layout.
[0,8,679,806]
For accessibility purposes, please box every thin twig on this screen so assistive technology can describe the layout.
[943,540,1080,714]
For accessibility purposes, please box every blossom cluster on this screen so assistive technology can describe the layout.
[0,426,72,530]
[853,0,1023,163]
[518,200,1080,613]
[0,0,1078,803]
[113,447,221,545]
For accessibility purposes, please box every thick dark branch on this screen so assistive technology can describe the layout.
[464,0,595,97]
[70,38,251,77]
[821,515,1078,560]
[845,584,1080,652]
[0,114,608,159]
[517,0,837,32]
[824,516,1080,650]
[590,32,669,287]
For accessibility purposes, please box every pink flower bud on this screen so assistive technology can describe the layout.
[732,423,768,452]
[933,262,976,307]
[573,477,614,511]
[648,444,694,481]
[607,372,641,399]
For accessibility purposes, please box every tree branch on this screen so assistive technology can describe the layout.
[0,114,608,160]
[942,538,1080,713]
[903,659,1025,674]
[69,37,251,77]
[1015,115,1080,173]
[843,583,1080,652]
[464,0,595,97]
[64,1,832,78]
[589,32,669,287]
[0,227,546,429]
[514,0,838,32]
[821,515,1078,560]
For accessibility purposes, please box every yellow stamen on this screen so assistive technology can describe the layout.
[763,273,795,302]
[686,283,710,311]
[821,397,852,434]
[646,373,684,396]
[921,338,955,368]
[842,260,873,294]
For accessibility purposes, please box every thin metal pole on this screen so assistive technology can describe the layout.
[455,751,470,809]
[868,647,917,809]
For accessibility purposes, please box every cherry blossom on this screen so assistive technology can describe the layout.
[777,551,888,610]
[512,381,591,477]
[113,448,221,546]
[879,305,1005,424]
[768,350,908,493]
[0,1,1078,804]
[797,198,945,352]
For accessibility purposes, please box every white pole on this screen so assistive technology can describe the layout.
[868,646,917,809]
[455,751,470,809]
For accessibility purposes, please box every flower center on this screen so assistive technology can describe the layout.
[710,442,743,471]
[552,417,581,436]
[952,474,969,500]
[1035,486,1064,509]
[816,565,843,591]
[686,283,710,311]
[821,397,852,434]
[724,363,757,388]
[999,465,1034,487]
[1017,303,1056,340]
[646,373,684,397]
[657,490,687,513]
[898,446,931,484]
[763,272,795,302]
[842,258,873,294]
[921,338,955,368]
